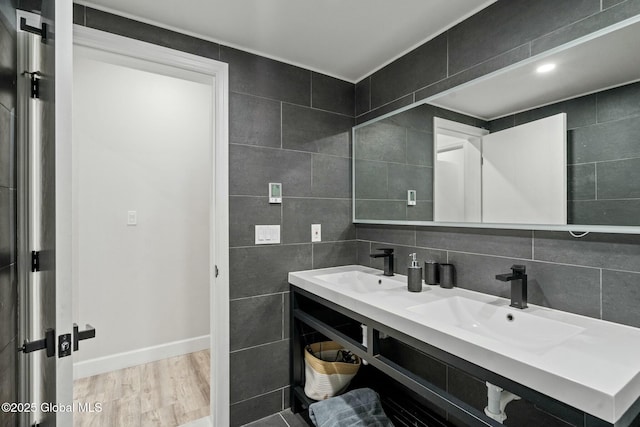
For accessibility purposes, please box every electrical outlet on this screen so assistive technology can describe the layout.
[311,224,321,242]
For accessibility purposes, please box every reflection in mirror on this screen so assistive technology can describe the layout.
[353,104,485,221]
[481,113,567,224]
[354,17,640,229]
[433,118,486,222]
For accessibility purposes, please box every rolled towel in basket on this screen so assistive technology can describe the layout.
[308,388,394,427]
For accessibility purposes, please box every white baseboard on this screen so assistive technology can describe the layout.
[73,335,210,379]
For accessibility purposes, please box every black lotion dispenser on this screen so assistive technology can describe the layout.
[408,253,423,292]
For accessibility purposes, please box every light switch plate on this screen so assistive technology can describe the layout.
[127,210,137,225]
[255,225,281,244]
[311,224,321,242]
[407,190,417,206]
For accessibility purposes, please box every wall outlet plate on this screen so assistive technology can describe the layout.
[311,224,321,242]
[269,182,282,204]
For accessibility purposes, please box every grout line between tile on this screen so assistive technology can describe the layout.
[446,30,449,78]
[230,195,351,201]
[231,386,289,406]
[230,338,289,354]
[594,162,598,200]
[230,141,351,160]
[600,268,603,319]
[230,291,288,302]
[532,230,535,259]
[280,412,291,427]
[360,239,611,271]
[280,102,283,149]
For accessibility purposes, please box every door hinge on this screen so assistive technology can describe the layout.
[31,251,40,272]
[23,71,41,99]
[30,74,40,99]
[215,265,219,278]
[20,17,47,42]
[18,328,55,357]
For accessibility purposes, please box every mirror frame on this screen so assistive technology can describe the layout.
[352,14,640,234]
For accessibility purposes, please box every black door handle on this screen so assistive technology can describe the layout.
[73,323,96,351]
[18,328,55,357]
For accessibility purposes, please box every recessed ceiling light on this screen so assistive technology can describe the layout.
[536,63,556,73]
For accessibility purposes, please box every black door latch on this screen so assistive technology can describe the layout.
[18,328,55,357]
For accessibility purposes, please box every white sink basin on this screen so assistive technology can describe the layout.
[289,265,640,423]
[407,296,585,353]
[315,270,405,294]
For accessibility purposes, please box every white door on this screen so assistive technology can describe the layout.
[482,113,567,224]
[16,4,74,427]
[433,117,488,223]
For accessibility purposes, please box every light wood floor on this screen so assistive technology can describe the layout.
[73,350,210,427]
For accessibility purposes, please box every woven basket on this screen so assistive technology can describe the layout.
[304,341,361,400]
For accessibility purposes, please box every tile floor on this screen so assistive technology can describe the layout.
[243,409,309,427]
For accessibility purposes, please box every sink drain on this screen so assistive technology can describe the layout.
[506,314,514,322]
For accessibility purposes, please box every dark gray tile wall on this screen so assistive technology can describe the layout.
[447,0,599,76]
[354,1,640,425]
[356,0,640,123]
[73,1,640,425]
[74,5,354,425]
[0,3,16,427]
[354,104,485,221]
[488,81,640,226]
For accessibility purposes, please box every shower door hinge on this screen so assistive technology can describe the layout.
[31,251,40,272]
[30,74,40,99]
[23,71,41,99]
[20,17,47,42]
[215,265,219,278]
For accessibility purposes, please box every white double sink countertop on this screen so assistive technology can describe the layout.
[288,265,640,424]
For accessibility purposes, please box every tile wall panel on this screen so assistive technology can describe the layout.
[76,5,355,424]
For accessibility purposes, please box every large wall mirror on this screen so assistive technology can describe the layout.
[353,16,640,233]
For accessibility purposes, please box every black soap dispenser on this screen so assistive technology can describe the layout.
[407,253,423,292]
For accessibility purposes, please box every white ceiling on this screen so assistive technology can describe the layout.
[79,0,496,82]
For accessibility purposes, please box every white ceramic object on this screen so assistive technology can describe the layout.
[289,265,640,424]
[406,296,585,353]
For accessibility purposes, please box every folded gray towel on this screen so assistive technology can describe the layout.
[308,388,394,427]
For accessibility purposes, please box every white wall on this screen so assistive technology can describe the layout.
[72,49,212,376]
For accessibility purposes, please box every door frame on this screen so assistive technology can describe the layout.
[72,26,230,425]
[16,5,75,426]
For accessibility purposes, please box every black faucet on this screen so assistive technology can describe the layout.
[370,248,394,276]
[496,265,528,309]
